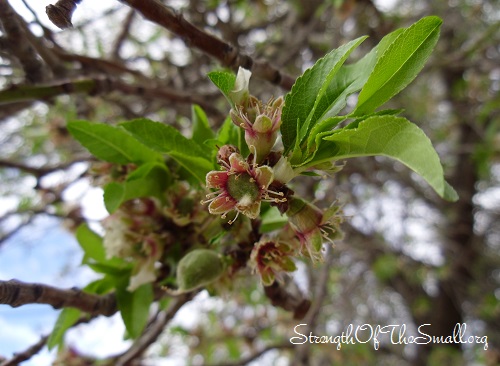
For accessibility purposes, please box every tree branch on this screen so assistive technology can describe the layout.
[264,276,311,320]
[0,313,105,366]
[0,78,223,118]
[116,0,295,89]
[0,158,88,179]
[291,247,334,366]
[0,336,48,366]
[111,9,135,60]
[114,292,196,366]
[208,343,294,366]
[0,279,117,316]
[0,0,46,83]
[46,0,82,29]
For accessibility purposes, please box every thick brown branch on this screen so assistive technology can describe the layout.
[46,0,82,29]
[0,158,90,179]
[0,279,117,316]
[0,0,46,83]
[117,0,295,89]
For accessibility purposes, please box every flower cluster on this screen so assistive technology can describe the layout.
[229,67,284,164]
[163,181,208,227]
[102,198,169,291]
[286,197,343,263]
[202,68,344,286]
[250,237,297,286]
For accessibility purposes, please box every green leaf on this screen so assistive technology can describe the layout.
[47,308,81,350]
[87,262,132,276]
[352,16,442,116]
[103,182,125,214]
[304,28,405,129]
[47,276,117,350]
[192,105,215,149]
[67,121,162,164]
[304,116,346,162]
[207,70,236,106]
[83,275,117,294]
[103,162,170,213]
[281,36,367,154]
[75,224,129,269]
[313,115,458,201]
[76,223,107,264]
[121,119,215,184]
[116,282,154,339]
[260,206,288,233]
[211,115,247,156]
[292,27,407,166]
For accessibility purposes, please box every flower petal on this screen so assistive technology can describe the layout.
[128,260,157,291]
[209,194,236,215]
[229,152,249,173]
[229,67,251,106]
[240,201,261,219]
[206,171,229,189]
[254,165,274,189]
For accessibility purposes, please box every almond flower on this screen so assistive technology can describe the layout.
[102,199,168,291]
[230,96,284,163]
[228,68,284,163]
[250,237,297,286]
[128,234,164,291]
[203,149,283,223]
[286,197,343,263]
[163,182,208,227]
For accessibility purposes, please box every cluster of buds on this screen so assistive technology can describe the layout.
[249,198,343,284]
[163,181,209,227]
[88,161,137,187]
[102,198,170,291]
[286,197,343,263]
[203,68,344,286]
[229,68,284,164]
[250,237,297,286]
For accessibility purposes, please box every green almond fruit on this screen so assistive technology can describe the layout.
[176,249,224,292]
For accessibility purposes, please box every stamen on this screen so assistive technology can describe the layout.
[228,211,240,225]
[267,189,284,196]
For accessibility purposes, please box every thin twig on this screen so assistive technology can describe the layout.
[0,78,223,117]
[0,335,48,366]
[0,313,104,366]
[0,158,88,178]
[114,292,196,366]
[291,246,335,365]
[111,9,135,60]
[207,343,294,366]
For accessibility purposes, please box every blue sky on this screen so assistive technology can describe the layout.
[0,215,130,365]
